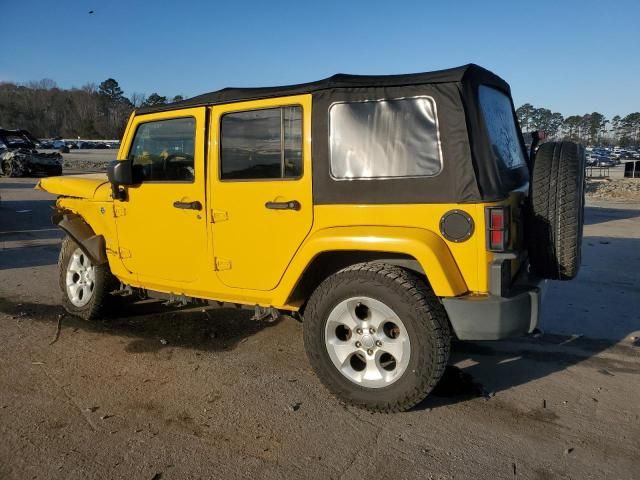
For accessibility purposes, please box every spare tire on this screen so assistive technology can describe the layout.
[526,141,586,280]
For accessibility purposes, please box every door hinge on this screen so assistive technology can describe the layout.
[119,247,132,259]
[211,209,228,223]
[214,257,232,271]
[114,206,126,217]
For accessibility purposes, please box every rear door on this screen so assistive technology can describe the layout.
[209,95,312,291]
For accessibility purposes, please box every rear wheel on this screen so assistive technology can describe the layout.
[526,141,586,280]
[58,236,119,320]
[303,263,450,412]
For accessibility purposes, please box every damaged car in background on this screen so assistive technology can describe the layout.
[0,129,63,177]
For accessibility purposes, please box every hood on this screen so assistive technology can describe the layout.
[36,173,111,201]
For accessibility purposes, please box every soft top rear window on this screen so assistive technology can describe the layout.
[478,85,527,172]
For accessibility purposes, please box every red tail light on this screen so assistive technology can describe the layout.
[486,206,510,252]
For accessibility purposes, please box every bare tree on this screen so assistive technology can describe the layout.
[129,92,147,108]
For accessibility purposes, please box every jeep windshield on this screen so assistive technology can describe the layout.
[478,85,529,190]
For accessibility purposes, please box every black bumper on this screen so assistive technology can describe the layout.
[442,259,545,341]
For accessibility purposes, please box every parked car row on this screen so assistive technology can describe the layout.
[616,149,640,160]
[37,139,120,151]
[586,146,640,167]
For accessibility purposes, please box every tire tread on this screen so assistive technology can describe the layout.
[527,141,585,280]
[58,236,119,320]
[304,262,450,413]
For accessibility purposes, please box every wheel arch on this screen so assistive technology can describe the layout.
[276,226,468,310]
[54,211,108,265]
[285,251,422,313]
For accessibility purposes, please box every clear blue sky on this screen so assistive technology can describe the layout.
[2,0,639,118]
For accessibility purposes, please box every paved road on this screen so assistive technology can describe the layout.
[1,177,639,480]
[541,199,640,340]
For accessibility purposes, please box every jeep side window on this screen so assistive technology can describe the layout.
[220,106,302,180]
[127,117,196,182]
[329,97,442,179]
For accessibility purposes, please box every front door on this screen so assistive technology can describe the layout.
[209,95,313,291]
[114,107,207,284]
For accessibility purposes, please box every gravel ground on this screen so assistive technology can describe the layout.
[585,162,640,201]
[586,178,640,201]
[1,176,639,480]
[38,149,116,173]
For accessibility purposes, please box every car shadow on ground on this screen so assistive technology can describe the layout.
[2,291,637,412]
[583,205,640,226]
[0,296,283,354]
[414,334,638,411]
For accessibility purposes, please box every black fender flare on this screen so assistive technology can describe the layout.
[53,212,108,265]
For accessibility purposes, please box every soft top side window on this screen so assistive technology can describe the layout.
[128,117,196,182]
[220,106,302,181]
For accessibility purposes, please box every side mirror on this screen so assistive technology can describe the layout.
[107,159,134,186]
[107,160,135,201]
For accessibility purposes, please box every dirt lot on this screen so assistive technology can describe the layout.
[1,176,639,480]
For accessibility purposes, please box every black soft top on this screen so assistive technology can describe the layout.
[136,64,510,114]
[135,64,526,204]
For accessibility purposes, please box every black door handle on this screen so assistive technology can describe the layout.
[265,200,301,211]
[173,200,202,210]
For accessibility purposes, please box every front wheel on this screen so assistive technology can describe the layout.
[303,263,451,412]
[58,236,119,320]
[2,159,24,177]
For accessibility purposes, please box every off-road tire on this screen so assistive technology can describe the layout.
[58,236,119,320]
[526,141,586,280]
[303,262,451,413]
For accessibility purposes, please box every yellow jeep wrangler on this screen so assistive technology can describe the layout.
[38,64,585,412]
